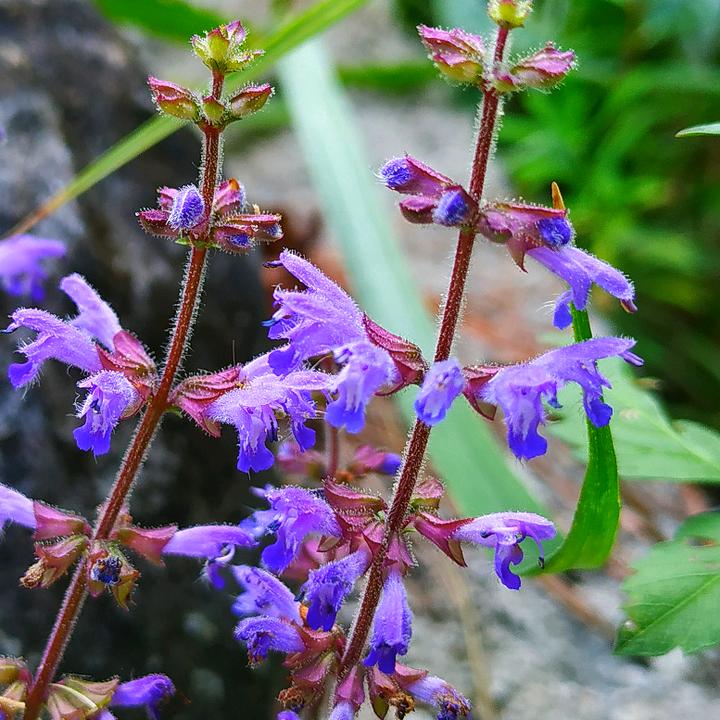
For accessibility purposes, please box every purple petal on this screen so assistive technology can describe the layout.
[302,549,371,631]
[60,274,121,349]
[232,565,301,622]
[5,308,101,387]
[162,525,254,559]
[414,358,465,426]
[0,483,36,530]
[111,674,174,720]
[364,570,412,674]
[167,184,205,230]
[73,371,139,456]
[234,616,304,661]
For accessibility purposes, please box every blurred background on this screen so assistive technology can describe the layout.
[1,0,719,719]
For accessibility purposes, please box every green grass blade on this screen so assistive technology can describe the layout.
[278,38,545,516]
[543,306,620,572]
[676,121,720,137]
[94,0,226,42]
[4,0,370,239]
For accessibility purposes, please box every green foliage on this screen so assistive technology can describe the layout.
[94,0,226,42]
[277,38,550,519]
[676,122,720,137]
[616,512,720,656]
[543,307,620,573]
[550,351,720,484]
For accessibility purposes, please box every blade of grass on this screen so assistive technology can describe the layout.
[278,38,546,516]
[3,0,370,239]
[542,306,621,572]
[93,0,226,42]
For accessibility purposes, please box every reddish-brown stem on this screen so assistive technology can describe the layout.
[23,80,225,720]
[339,27,510,676]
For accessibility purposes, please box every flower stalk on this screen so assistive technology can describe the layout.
[339,26,511,677]
[22,77,226,720]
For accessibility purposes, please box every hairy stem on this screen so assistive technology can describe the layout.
[23,81,225,719]
[339,27,510,676]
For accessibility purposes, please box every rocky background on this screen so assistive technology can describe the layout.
[0,1,719,719]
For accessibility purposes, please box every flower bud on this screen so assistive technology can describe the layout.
[488,0,533,28]
[379,156,451,197]
[191,21,263,74]
[494,43,575,93]
[202,95,227,126]
[87,543,139,609]
[147,77,200,121]
[47,677,118,720]
[418,25,485,84]
[228,83,273,120]
[431,187,476,227]
[168,184,205,231]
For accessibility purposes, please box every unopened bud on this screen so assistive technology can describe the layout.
[418,25,485,84]
[488,0,533,28]
[494,43,575,92]
[202,95,227,126]
[147,77,200,121]
[191,21,263,74]
[228,83,273,120]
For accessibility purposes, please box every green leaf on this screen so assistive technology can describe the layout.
[542,306,620,573]
[5,0,370,239]
[277,39,548,518]
[615,512,720,656]
[550,353,720,483]
[676,121,720,137]
[94,0,225,42]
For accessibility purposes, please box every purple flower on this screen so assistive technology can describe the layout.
[266,251,397,433]
[301,549,371,631]
[0,235,65,301]
[364,569,412,674]
[235,616,304,663]
[405,675,471,720]
[0,483,36,531]
[110,674,175,720]
[278,713,301,720]
[325,340,397,433]
[207,353,330,472]
[60,273,121,349]
[379,157,477,229]
[244,485,341,574]
[480,337,642,460]
[73,371,140,456]
[162,524,254,558]
[414,358,465,426]
[4,308,101,387]
[328,702,355,720]
[167,184,205,230]
[432,189,474,227]
[266,251,366,373]
[453,511,556,589]
[527,245,636,329]
[4,273,124,387]
[162,524,254,588]
[232,565,301,622]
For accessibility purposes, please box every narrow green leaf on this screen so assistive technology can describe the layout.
[278,39,546,517]
[4,0,370,239]
[543,306,620,572]
[676,121,720,137]
[94,0,225,42]
[615,512,720,656]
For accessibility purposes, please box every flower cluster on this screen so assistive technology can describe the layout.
[228,477,555,717]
